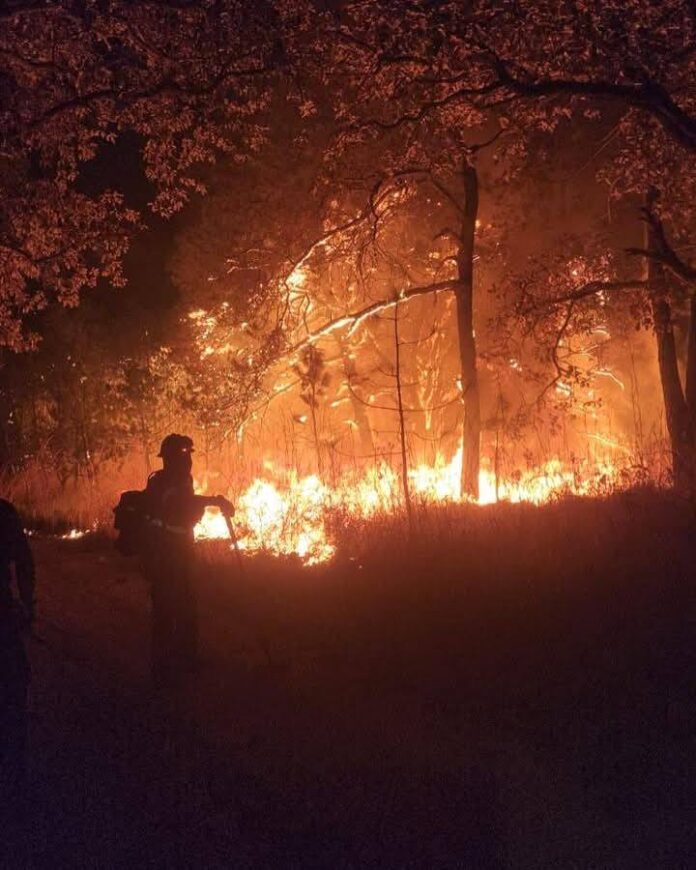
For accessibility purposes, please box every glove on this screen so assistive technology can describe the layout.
[215,495,235,516]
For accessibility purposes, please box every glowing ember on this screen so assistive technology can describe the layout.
[195,450,625,564]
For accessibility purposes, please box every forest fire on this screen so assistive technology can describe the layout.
[194,450,624,564]
[3,2,695,865]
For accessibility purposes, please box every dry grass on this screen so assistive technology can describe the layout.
[197,488,696,866]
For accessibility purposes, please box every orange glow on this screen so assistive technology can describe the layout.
[194,449,624,564]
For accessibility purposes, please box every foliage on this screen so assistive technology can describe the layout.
[293,346,331,411]
[0,0,288,347]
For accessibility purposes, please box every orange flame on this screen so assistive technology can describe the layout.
[195,449,624,564]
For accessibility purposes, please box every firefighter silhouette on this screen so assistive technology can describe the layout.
[142,434,233,688]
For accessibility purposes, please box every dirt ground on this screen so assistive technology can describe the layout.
[12,495,696,867]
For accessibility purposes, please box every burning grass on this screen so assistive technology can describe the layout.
[4,447,670,562]
[194,450,663,565]
[196,482,691,585]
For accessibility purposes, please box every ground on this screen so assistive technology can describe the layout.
[12,492,696,868]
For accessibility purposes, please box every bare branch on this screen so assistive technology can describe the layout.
[346,380,461,414]
[377,166,464,215]
[287,280,460,358]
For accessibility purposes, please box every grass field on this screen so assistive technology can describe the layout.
[13,489,696,867]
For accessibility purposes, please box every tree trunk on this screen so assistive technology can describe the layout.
[393,304,413,531]
[455,162,481,499]
[139,408,151,476]
[309,385,323,476]
[646,203,694,488]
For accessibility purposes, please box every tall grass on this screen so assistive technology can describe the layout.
[2,438,675,544]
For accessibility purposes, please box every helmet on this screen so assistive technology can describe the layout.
[157,433,194,459]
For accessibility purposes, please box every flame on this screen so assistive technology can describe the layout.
[194,449,625,565]
[61,529,87,539]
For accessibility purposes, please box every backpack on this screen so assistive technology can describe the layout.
[113,490,149,556]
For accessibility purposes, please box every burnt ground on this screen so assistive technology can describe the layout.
[8,492,696,868]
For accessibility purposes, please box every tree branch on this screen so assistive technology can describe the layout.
[358,79,502,131]
[489,54,696,151]
[286,280,460,357]
[535,279,648,308]
[626,207,696,284]
[26,60,274,130]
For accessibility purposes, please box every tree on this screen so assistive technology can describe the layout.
[313,0,696,487]
[474,1,696,486]
[0,0,288,348]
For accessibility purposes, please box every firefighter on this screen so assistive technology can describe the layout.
[143,433,233,688]
[0,498,35,852]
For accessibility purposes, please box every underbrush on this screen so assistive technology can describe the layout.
[196,483,692,579]
[192,486,696,670]
[331,483,692,566]
[1,459,143,534]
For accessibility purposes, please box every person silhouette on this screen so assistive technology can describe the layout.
[141,434,233,688]
[0,498,35,857]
